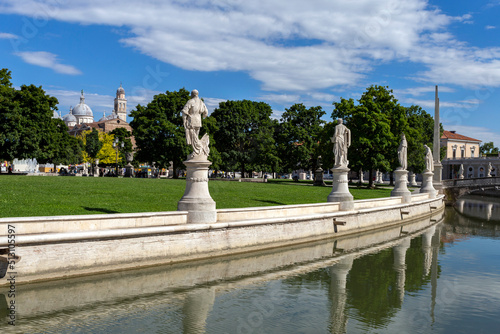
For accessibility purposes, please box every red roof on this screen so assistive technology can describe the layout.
[441,130,481,142]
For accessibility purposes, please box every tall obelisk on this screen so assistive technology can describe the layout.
[433,85,443,190]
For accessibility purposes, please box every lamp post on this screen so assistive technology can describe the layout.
[113,138,124,177]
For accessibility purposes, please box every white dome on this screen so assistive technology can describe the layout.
[52,110,62,119]
[72,90,93,117]
[63,113,77,123]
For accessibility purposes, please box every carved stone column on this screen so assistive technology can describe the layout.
[391,169,411,203]
[178,157,217,223]
[327,166,353,210]
[420,171,437,198]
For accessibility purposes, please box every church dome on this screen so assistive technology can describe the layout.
[63,112,77,123]
[52,110,62,119]
[72,90,93,117]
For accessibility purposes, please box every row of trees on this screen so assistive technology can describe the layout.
[131,86,438,185]
[0,67,439,181]
[0,68,133,168]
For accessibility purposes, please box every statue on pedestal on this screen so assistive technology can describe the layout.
[487,162,493,177]
[397,133,407,170]
[331,118,351,168]
[458,164,464,179]
[178,89,216,223]
[424,144,434,172]
[182,89,210,159]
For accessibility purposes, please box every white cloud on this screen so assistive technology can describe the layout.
[15,51,82,75]
[0,32,18,39]
[2,0,500,95]
[485,25,496,30]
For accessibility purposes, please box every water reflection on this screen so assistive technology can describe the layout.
[455,194,500,222]
[0,211,446,333]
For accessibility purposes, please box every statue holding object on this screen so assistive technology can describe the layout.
[182,89,210,159]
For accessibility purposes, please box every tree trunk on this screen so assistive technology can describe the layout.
[368,169,374,188]
[172,161,179,178]
[389,172,394,186]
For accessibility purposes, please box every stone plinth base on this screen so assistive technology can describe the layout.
[420,171,436,198]
[391,169,411,203]
[178,158,216,223]
[125,164,134,178]
[409,172,418,186]
[327,167,353,210]
[314,168,326,186]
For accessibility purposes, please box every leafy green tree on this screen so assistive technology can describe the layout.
[130,89,190,177]
[332,87,394,187]
[85,128,103,174]
[0,68,82,164]
[276,103,325,173]
[316,121,336,170]
[211,100,278,177]
[110,127,133,166]
[406,105,434,173]
[480,141,499,155]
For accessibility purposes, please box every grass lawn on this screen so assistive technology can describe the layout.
[0,175,393,218]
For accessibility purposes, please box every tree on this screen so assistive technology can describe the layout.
[109,127,133,165]
[130,88,190,177]
[480,142,499,155]
[405,105,434,174]
[0,68,82,164]
[276,104,325,173]
[211,100,278,176]
[84,128,103,174]
[97,132,118,165]
[332,87,395,188]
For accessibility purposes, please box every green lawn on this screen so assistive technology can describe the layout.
[0,175,393,218]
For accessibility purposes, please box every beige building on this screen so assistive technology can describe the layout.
[441,130,481,159]
[440,130,500,179]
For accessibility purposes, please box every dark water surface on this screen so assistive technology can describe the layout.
[2,196,500,333]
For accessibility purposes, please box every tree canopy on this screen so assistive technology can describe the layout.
[480,141,499,155]
[129,88,190,176]
[0,68,83,164]
[211,100,279,176]
[276,103,325,173]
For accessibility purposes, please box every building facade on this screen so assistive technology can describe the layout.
[440,130,499,179]
[60,85,133,140]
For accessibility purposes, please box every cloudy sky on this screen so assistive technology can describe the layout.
[1,0,500,144]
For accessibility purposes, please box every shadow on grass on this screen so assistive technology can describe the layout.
[82,207,120,214]
[253,199,286,206]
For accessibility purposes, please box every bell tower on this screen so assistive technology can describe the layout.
[114,83,127,121]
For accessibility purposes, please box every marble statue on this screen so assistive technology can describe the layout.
[331,118,351,168]
[458,164,464,179]
[424,144,434,172]
[487,162,493,177]
[397,133,407,170]
[181,89,210,159]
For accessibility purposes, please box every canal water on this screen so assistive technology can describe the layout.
[1,195,500,333]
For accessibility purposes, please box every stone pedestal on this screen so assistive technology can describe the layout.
[420,171,436,198]
[314,167,326,186]
[409,172,418,186]
[124,164,135,178]
[178,158,216,223]
[391,169,411,203]
[327,167,353,210]
[433,162,443,191]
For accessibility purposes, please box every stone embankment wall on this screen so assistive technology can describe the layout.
[0,193,443,285]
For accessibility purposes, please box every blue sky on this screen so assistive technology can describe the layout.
[1,0,500,145]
